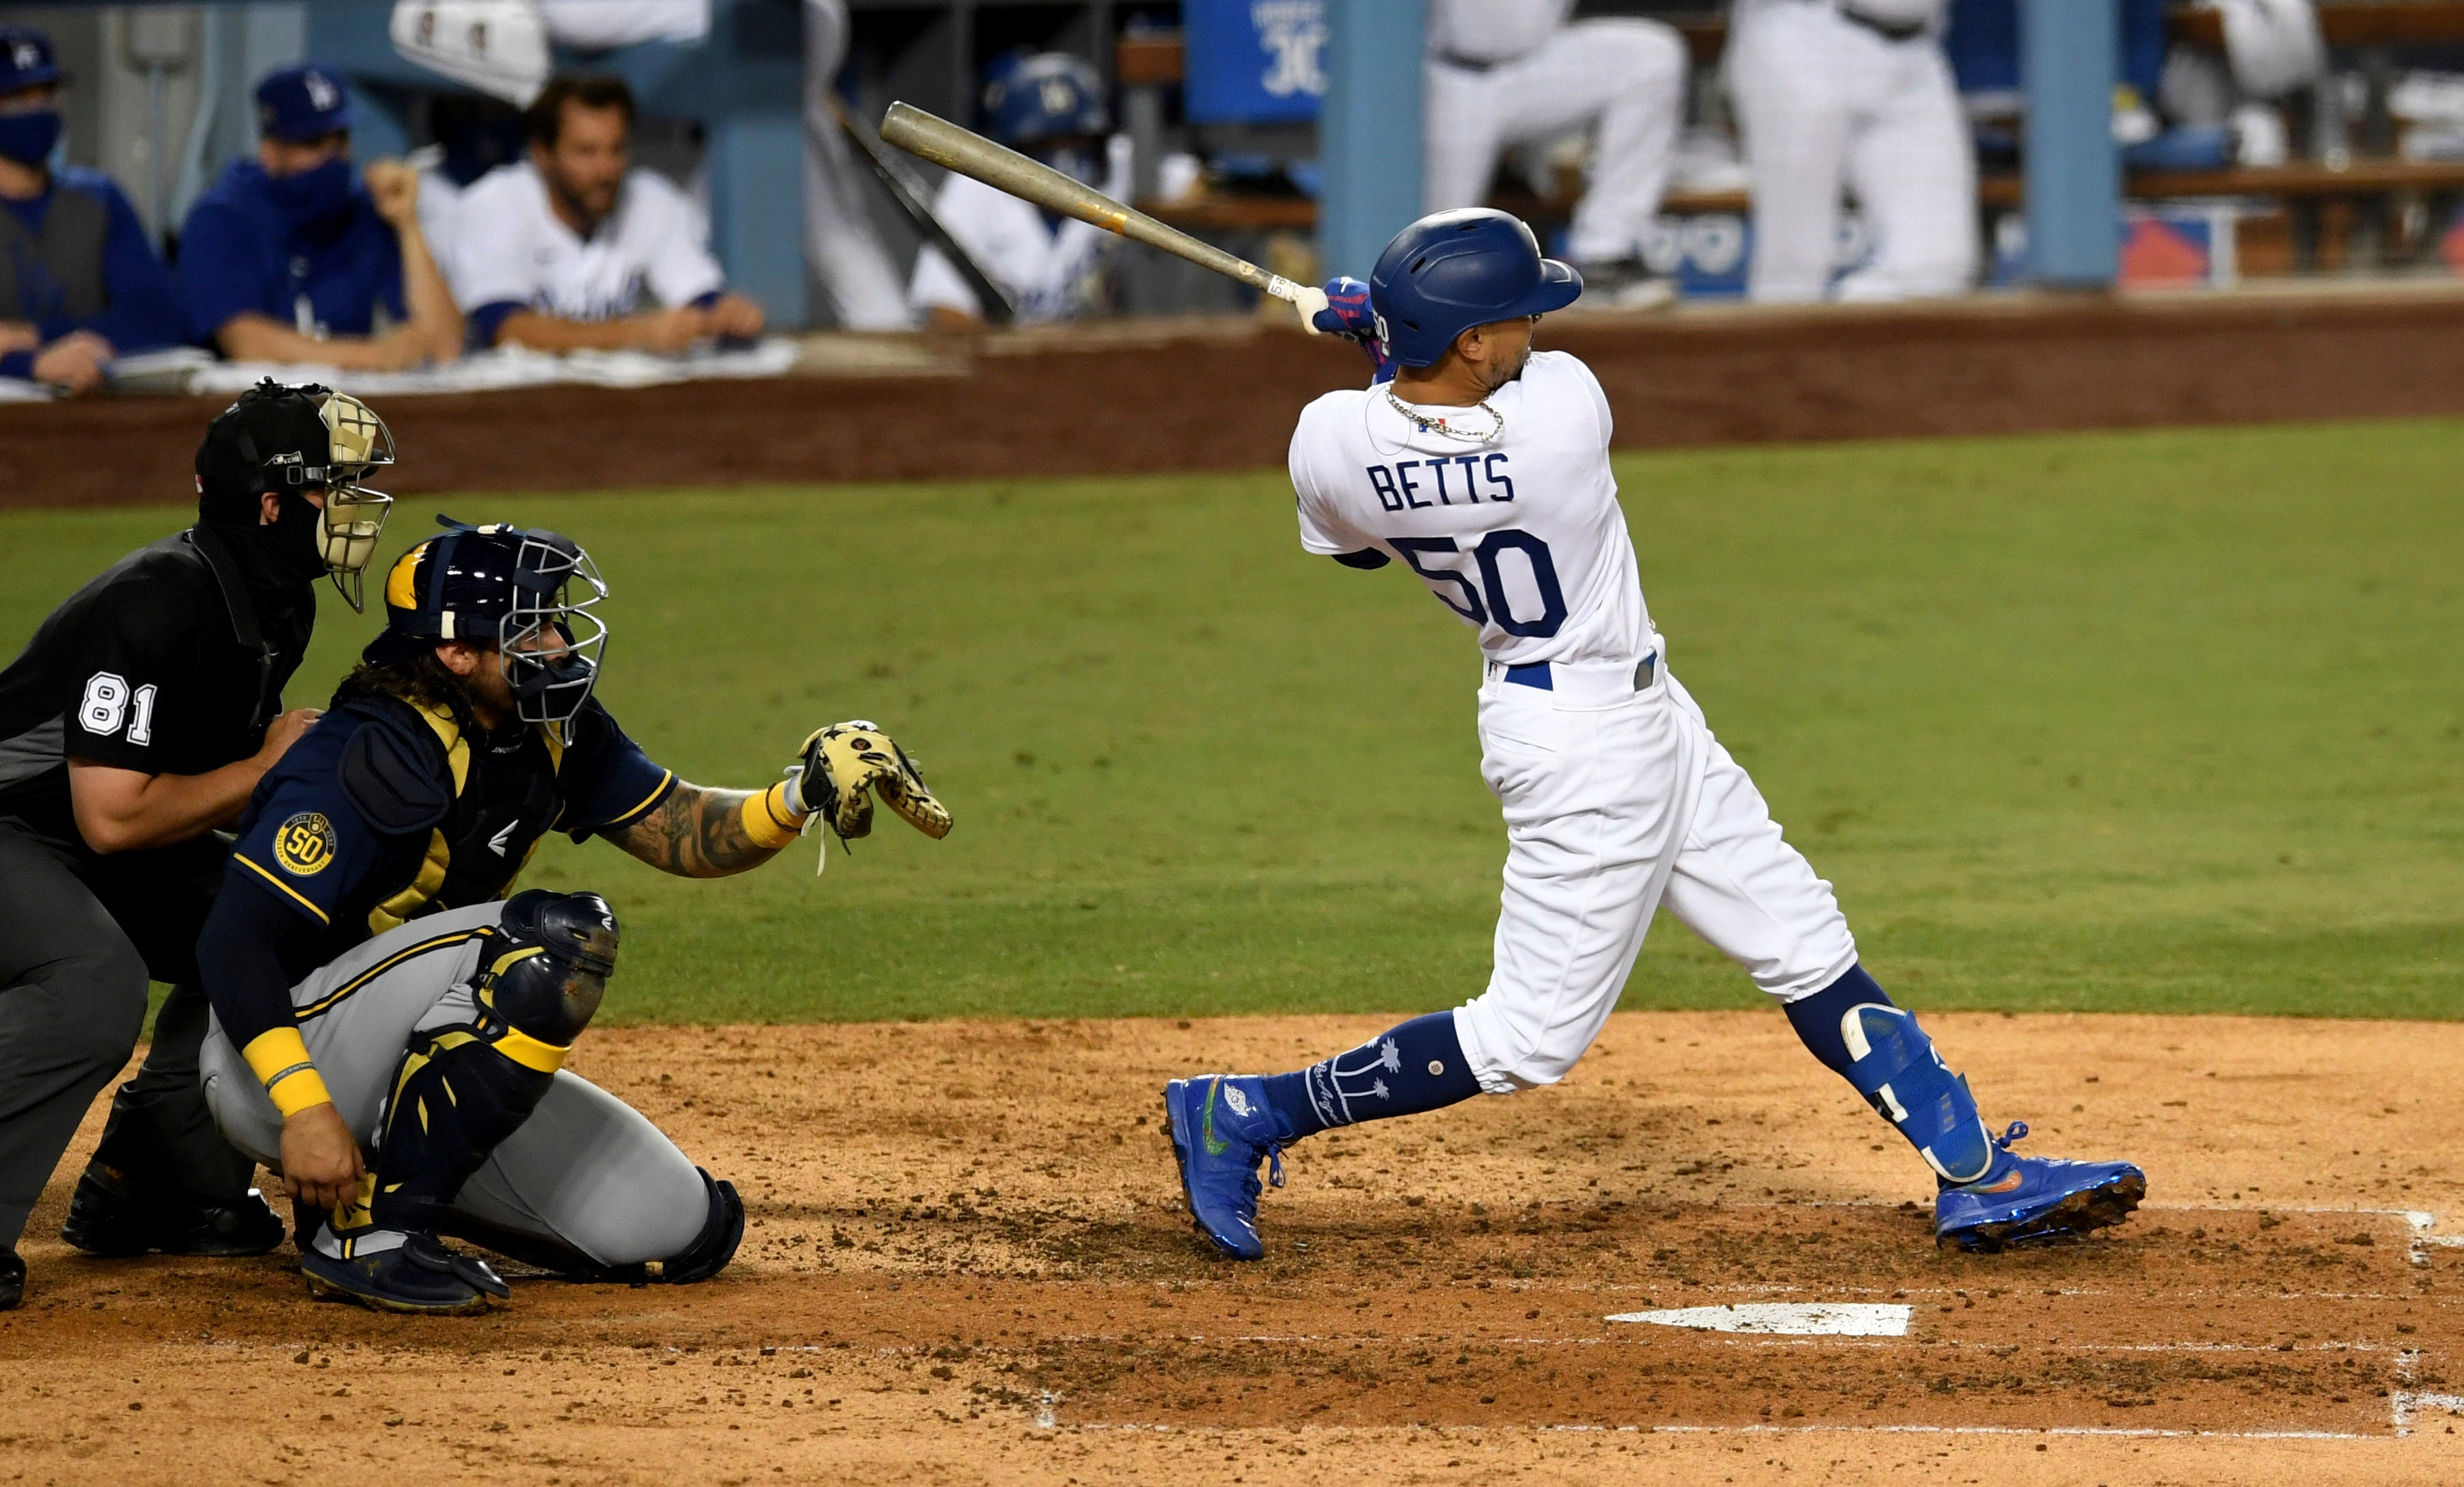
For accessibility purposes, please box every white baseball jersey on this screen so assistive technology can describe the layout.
[908,135,1132,323]
[1426,0,1573,64]
[450,161,727,320]
[1289,350,1855,1095]
[1288,351,1653,669]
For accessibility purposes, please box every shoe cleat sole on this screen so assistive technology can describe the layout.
[303,1268,498,1317]
[1940,1169,2148,1254]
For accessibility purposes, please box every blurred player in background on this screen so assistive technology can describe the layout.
[909,53,1130,327]
[1164,211,2141,1262]
[798,0,917,329]
[0,381,392,1312]
[178,66,465,369]
[392,0,911,330]
[0,26,184,395]
[1726,0,1978,302]
[454,75,766,354]
[1423,0,1688,309]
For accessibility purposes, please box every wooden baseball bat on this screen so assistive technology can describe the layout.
[876,102,1327,330]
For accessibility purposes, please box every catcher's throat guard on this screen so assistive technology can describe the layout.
[500,531,608,742]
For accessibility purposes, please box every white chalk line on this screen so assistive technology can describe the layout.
[1124,1335,2411,1356]
[2390,1348,2464,1437]
[1066,1421,2385,1443]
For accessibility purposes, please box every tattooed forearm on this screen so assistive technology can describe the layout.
[614,783,784,878]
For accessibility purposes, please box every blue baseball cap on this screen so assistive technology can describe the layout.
[0,27,62,94]
[255,64,353,142]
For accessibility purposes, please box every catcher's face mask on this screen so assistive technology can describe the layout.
[500,532,608,744]
[309,392,396,612]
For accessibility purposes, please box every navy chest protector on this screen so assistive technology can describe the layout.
[336,693,567,935]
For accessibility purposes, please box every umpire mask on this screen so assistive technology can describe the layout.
[195,379,396,611]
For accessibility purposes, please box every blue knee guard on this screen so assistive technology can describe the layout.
[1839,1004,1994,1183]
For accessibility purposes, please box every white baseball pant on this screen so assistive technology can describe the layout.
[1451,646,1860,1094]
[200,902,712,1267]
[1724,0,1979,303]
[1422,20,1689,265]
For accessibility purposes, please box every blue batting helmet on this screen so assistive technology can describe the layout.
[1368,209,1583,369]
[983,52,1107,146]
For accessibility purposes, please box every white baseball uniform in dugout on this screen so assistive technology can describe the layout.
[1289,349,1857,1092]
[908,135,1133,323]
[1420,0,1687,269]
[1724,0,1977,303]
[450,161,727,323]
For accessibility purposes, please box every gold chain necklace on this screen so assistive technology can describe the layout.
[1384,386,1505,444]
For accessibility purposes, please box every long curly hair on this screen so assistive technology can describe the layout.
[338,651,480,734]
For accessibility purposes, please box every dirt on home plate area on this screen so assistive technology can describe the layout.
[3,1009,2459,1486]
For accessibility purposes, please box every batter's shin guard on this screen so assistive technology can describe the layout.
[1785,967,1994,1185]
[1838,1006,1994,1184]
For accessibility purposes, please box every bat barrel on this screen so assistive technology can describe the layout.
[878,102,1280,298]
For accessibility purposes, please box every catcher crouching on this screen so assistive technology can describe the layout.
[194,518,949,1314]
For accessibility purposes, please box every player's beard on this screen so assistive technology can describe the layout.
[1480,338,1535,397]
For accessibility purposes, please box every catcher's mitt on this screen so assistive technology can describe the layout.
[793,721,953,842]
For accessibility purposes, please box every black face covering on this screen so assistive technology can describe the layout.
[207,493,325,615]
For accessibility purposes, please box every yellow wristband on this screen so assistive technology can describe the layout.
[740,780,805,850]
[241,1026,334,1118]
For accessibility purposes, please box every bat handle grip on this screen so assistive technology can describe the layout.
[1266,276,1329,336]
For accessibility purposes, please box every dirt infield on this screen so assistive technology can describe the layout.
[3,1010,2458,1485]
[14,286,2464,510]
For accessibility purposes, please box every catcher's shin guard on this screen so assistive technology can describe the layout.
[439,1168,746,1285]
[1836,1003,1994,1184]
[345,892,617,1240]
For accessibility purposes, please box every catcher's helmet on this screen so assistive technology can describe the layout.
[1368,209,1583,369]
[983,52,1107,145]
[366,517,608,740]
[195,377,397,611]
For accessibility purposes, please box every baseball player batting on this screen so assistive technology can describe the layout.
[1163,210,2143,1259]
[193,520,950,1313]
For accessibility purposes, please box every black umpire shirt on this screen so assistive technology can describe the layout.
[0,525,310,849]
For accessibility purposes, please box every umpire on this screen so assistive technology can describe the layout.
[0,379,394,1309]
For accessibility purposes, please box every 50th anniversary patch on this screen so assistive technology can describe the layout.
[273,812,338,876]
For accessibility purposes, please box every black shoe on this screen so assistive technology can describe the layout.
[301,1230,511,1316]
[0,1247,23,1311]
[59,1171,286,1258]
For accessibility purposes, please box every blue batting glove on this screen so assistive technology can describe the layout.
[1312,276,1375,338]
[1311,276,1395,384]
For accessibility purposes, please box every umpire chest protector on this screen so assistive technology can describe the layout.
[335,691,570,935]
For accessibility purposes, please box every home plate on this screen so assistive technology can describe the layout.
[1603,1302,1913,1337]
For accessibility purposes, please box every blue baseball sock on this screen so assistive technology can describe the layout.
[1783,964,1893,1078]
[1784,964,1995,1185]
[1260,1012,1480,1141]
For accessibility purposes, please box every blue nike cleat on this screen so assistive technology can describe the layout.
[1162,1075,1284,1261]
[1935,1123,2146,1253]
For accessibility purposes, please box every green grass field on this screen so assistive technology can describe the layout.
[6,418,2459,1024]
